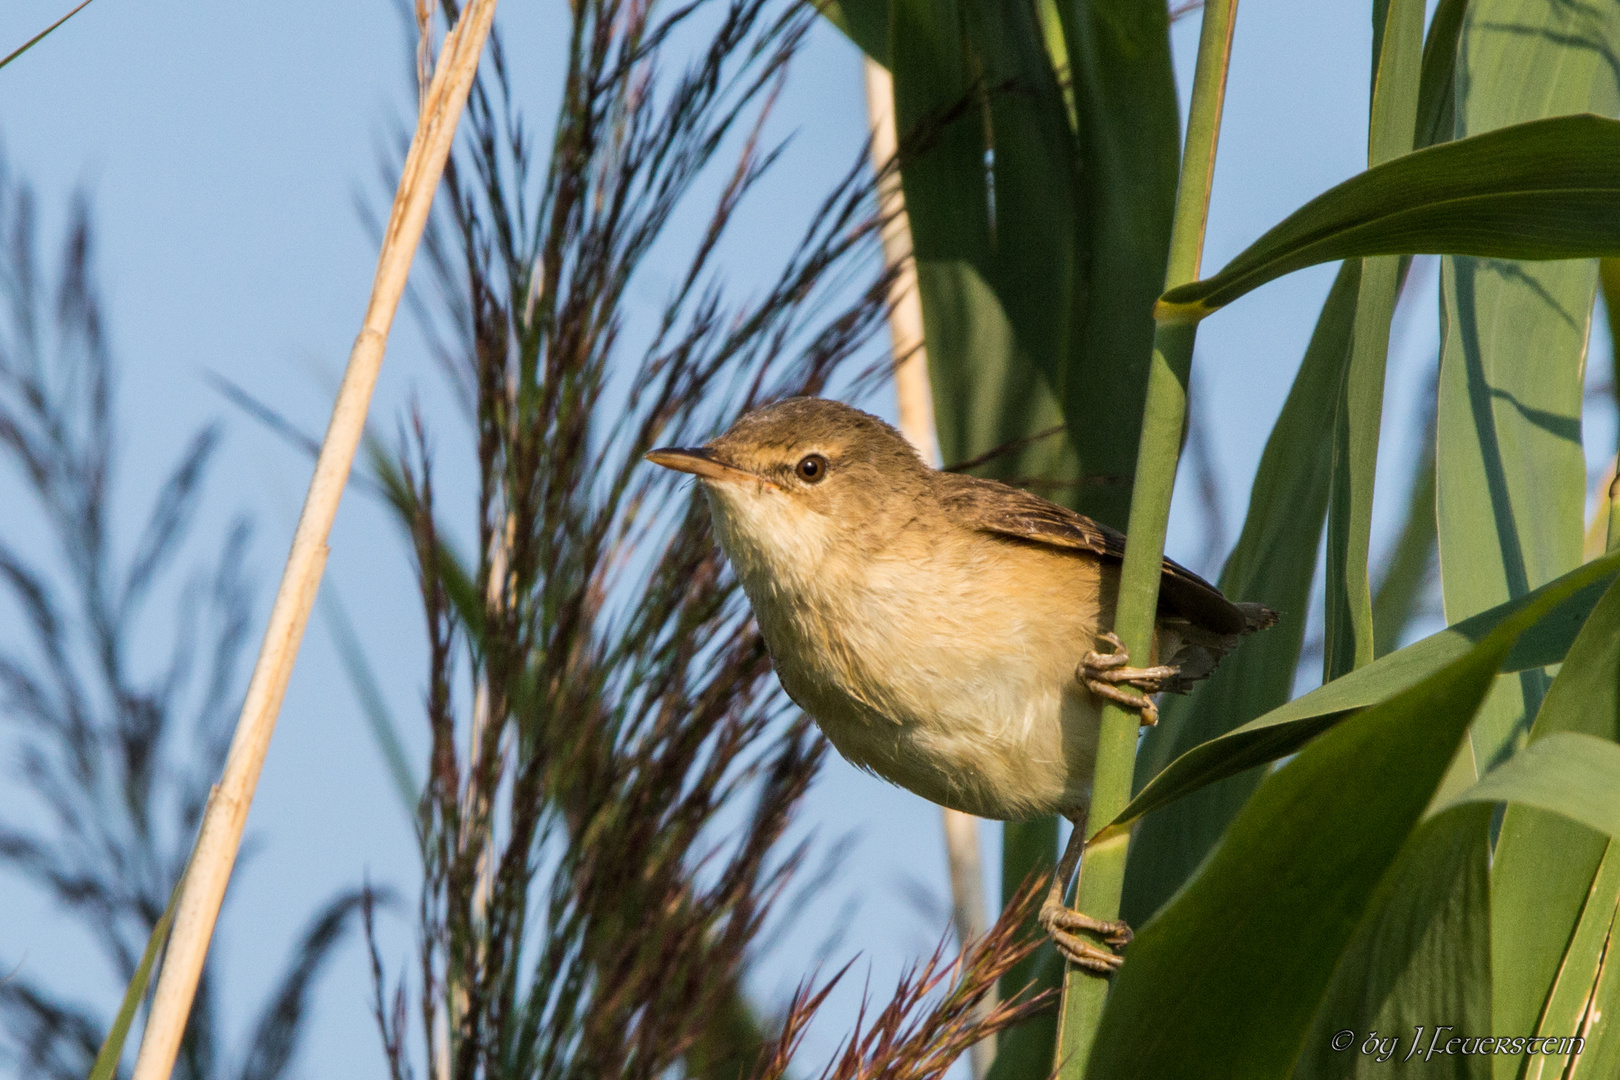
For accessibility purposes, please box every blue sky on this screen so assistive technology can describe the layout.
[0,1,1613,1077]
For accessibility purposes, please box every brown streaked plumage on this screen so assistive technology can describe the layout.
[646,397,1276,971]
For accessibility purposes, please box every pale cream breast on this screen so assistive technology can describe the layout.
[707,478,1110,821]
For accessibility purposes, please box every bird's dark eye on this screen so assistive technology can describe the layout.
[796,453,828,483]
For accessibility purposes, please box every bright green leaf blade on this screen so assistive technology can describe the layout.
[1155,114,1620,320]
[1292,805,1493,1080]
[1098,551,1620,841]
[1446,733,1620,841]
[1322,252,1402,679]
[1526,841,1619,1080]
[89,859,189,1080]
[1086,543,1576,1080]
[1121,262,1358,925]
[0,0,96,73]
[1490,573,1620,1061]
[1367,0,1424,166]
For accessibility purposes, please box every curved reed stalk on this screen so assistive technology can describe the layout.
[128,4,501,1078]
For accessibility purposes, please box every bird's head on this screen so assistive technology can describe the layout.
[645,397,929,589]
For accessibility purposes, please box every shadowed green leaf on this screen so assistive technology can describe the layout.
[1048,0,1179,530]
[890,0,1076,495]
[1292,805,1493,1080]
[1156,114,1620,321]
[1121,262,1358,927]
[1097,551,1620,841]
[958,0,1081,473]
[1087,530,1589,1080]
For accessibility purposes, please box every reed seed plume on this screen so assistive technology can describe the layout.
[360,1,918,1078]
[748,880,1055,1080]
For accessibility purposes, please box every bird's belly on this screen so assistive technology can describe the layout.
[776,644,1100,822]
[743,536,1107,821]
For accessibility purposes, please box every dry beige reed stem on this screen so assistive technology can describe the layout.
[128,4,502,1078]
[863,54,996,1080]
[864,59,936,469]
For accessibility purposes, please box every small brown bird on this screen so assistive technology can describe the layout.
[646,397,1274,971]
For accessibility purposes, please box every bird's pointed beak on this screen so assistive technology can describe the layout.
[645,446,774,488]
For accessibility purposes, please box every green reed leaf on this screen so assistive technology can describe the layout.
[1097,551,1620,842]
[1155,114,1620,322]
[1087,541,1605,1080]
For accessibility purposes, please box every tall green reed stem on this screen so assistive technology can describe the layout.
[1054,2,1238,1074]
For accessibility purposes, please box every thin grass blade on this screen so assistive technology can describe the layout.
[1321,0,1425,680]
[320,589,419,818]
[0,0,97,72]
[88,859,190,1080]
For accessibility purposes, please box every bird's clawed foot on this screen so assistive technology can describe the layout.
[1080,631,1177,727]
[1039,898,1133,973]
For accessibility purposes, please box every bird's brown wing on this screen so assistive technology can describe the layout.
[936,473,1277,640]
